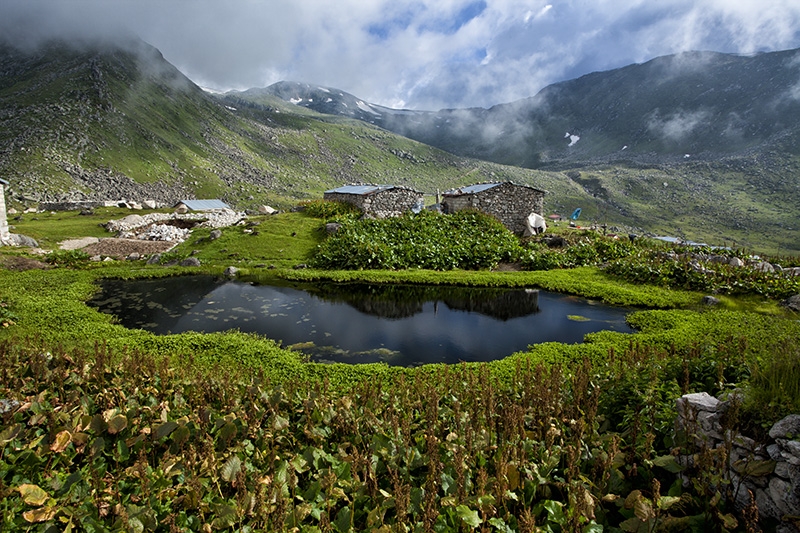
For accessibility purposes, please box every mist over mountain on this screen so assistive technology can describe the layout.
[0,37,560,211]
[0,37,799,253]
[257,49,800,168]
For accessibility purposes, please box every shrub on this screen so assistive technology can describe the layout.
[299,199,361,219]
[311,210,523,270]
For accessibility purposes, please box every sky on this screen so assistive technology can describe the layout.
[2,0,800,110]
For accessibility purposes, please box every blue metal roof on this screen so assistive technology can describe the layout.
[325,184,395,195]
[176,199,230,211]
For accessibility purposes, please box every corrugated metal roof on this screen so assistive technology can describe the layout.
[0,178,9,185]
[325,184,395,195]
[444,182,501,195]
[176,199,230,211]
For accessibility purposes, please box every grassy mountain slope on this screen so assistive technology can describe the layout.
[0,38,567,213]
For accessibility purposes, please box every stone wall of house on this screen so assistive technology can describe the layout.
[676,392,800,532]
[324,188,423,218]
[442,182,545,234]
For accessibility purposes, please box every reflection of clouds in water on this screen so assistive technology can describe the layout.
[95,277,633,366]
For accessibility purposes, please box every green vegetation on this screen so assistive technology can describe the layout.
[0,206,798,531]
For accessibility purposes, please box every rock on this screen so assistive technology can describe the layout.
[209,229,222,240]
[126,252,141,261]
[175,205,188,214]
[179,257,201,267]
[781,295,800,313]
[708,255,729,264]
[224,266,239,277]
[258,205,277,215]
[293,263,308,269]
[90,255,102,262]
[753,261,775,274]
[143,200,157,209]
[771,415,800,440]
[679,392,721,413]
[146,254,161,265]
[702,295,721,306]
[325,222,341,234]
[4,233,39,247]
[729,257,745,267]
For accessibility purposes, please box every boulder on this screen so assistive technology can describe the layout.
[325,222,342,234]
[209,229,223,241]
[729,257,745,267]
[702,295,721,306]
[258,205,277,215]
[179,257,201,267]
[781,295,800,313]
[770,415,800,440]
[224,266,239,278]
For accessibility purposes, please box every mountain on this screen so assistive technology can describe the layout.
[258,49,800,168]
[1,38,798,253]
[0,38,559,212]
[246,52,800,253]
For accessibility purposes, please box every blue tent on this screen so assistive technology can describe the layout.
[570,208,582,220]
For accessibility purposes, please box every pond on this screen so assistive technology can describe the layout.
[89,275,635,366]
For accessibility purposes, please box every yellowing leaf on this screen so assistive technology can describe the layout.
[107,414,128,435]
[23,506,57,523]
[50,430,72,453]
[18,484,49,506]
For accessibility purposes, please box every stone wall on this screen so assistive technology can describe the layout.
[442,182,545,234]
[0,182,9,243]
[324,187,424,218]
[676,392,800,532]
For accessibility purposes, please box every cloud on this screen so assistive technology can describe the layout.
[1,0,799,109]
[646,109,711,141]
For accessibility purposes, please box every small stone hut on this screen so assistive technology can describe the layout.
[323,184,424,218]
[441,181,546,234]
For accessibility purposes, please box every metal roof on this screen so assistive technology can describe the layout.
[444,182,501,195]
[0,178,9,186]
[175,199,230,211]
[324,184,395,195]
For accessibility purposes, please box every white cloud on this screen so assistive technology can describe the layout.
[1,0,799,109]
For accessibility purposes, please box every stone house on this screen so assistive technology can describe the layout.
[323,184,424,218]
[441,181,546,234]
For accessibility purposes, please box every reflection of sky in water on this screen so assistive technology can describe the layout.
[91,277,634,366]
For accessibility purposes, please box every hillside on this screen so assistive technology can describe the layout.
[0,38,565,213]
[245,51,800,253]
[0,38,798,253]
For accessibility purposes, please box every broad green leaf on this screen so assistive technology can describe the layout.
[488,517,514,533]
[156,421,179,439]
[650,454,684,473]
[657,495,681,510]
[221,455,242,482]
[456,505,481,528]
[18,484,49,506]
[732,459,776,477]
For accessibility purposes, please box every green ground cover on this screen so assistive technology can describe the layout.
[1,204,798,531]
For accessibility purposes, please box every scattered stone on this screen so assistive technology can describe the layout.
[293,263,308,269]
[770,415,800,440]
[325,222,341,234]
[179,257,201,267]
[146,254,161,265]
[224,266,239,277]
[126,252,141,261]
[781,295,800,313]
[3,234,39,247]
[209,229,222,240]
[143,200,157,209]
[702,295,721,306]
[753,261,775,274]
[259,205,277,215]
[729,257,745,267]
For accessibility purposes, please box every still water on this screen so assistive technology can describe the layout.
[89,275,634,366]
